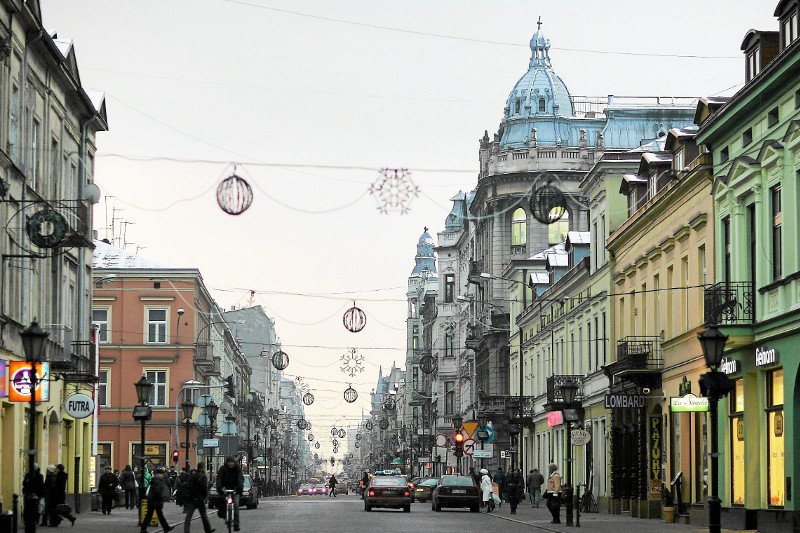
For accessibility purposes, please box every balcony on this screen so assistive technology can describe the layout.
[511,244,527,255]
[605,336,663,388]
[704,281,755,326]
[45,325,73,370]
[63,341,98,383]
[465,324,482,349]
[478,392,535,418]
[467,260,485,285]
[195,343,214,364]
[545,375,584,410]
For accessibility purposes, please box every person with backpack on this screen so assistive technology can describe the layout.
[140,467,173,533]
[184,463,214,533]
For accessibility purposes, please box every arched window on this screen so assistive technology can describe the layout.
[511,208,527,248]
[539,98,546,112]
[515,98,521,114]
[548,208,570,245]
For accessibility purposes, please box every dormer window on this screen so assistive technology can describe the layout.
[673,148,684,171]
[746,48,760,81]
[781,9,798,49]
[538,98,546,112]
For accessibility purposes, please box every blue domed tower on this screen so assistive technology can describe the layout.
[500,18,575,148]
[411,227,437,276]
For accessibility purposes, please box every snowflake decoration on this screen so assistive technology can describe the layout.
[340,348,365,377]
[368,168,420,215]
[294,376,311,393]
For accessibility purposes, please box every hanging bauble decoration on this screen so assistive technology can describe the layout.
[331,427,338,436]
[343,302,367,333]
[379,418,389,430]
[271,351,289,370]
[296,418,306,430]
[337,428,346,439]
[332,439,338,447]
[355,433,362,441]
[302,392,315,406]
[365,420,374,431]
[216,170,254,215]
[344,384,358,403]
[383,397,396,411]
[419,355,435,375]
[308,433,314,441]
[355,442,360,449]
[333,446,339,454]
[315,442,320,449]
[529,180,568,225]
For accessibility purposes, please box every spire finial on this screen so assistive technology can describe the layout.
[424,226,428,232]
[537,16,542,31]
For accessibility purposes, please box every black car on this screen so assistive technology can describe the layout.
[430,475,480,512]
[364,475,412,512]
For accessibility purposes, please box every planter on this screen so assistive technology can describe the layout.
[663,506,676,523]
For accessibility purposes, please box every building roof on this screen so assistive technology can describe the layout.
[566,231,590,245]
[411,227,437,276]
[92,239,172,269]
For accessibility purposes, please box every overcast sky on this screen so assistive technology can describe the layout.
[44,0,774,459]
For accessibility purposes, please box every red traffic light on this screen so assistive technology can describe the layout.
[454,433,465,444]
[171,450,179,463]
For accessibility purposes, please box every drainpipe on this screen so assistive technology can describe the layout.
[78,113,100,341]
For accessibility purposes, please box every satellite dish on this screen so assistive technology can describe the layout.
[84,183,102,205]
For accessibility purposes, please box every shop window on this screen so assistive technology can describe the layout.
[730,379,745,505]
[767,369,784,507]
[97,442,113,472]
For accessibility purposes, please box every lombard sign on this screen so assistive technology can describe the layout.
[670,393,709,413]
[755,346,778,367]
[720,357,740,375]
[604,393,646,409]
[65,393,95,419]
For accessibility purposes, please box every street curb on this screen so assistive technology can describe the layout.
[484,511,562,532]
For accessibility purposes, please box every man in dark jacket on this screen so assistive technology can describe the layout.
[506,468,525,515]
[528,468,545,508]
[216,456,243,531]
[22,464,44,527]
[49,464,76,526]
[140,467,173,533]
[328,474,337,498]
[99,466,119,514]
[184,463,214,533]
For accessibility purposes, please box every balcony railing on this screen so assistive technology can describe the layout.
[64,341,97,383]
[546,375,584,406]
[615,336,663,372]
[511,244,527,255]
[478,393,535,417]
[195,343,214,363]
[704,281,755,326]
[45,325,73,369]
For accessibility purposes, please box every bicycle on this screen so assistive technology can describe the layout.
[224,489,235,533]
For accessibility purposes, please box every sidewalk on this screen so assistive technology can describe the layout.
[67,501,190,533]
[483,500,739,533]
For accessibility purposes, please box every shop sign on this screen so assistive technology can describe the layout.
[0,361,6,398]
[755,346,778,367]
[604,393,646,409]
[64,393,95,419]
[670,393,709,413]
[774,412,784,437]
[8,362,50,402]
[649,416,662,500]
[547,411,563,427]
[720,357,740,375]
[571,429,591,446]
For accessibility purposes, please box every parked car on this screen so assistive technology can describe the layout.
[413,478,438,503]
[431,475,480,512]
[364,475,411,512]
[334,482,349,495]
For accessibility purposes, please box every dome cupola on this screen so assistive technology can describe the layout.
[411,227,437,276]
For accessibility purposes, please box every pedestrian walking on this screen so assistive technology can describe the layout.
[216,456,243,532]
[544,463,562,524]
[99,466,119,514]
[120,465,138,509]
[140,467,174,533]
[360,471,369,499]
[506,468,524,514]
[328,474,338,497]
[22,463,45,527]
[51,464,77,527]
[492,467,505,507]
[479,469,495,513]
[184,463,214,533]
[41,465,56,526]
[528,468,545,508]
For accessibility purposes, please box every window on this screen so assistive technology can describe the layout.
[145,370,167,406]
[9,84,19,164]
[748,204,757,284]
[93,308,110,344]
[592,222,598,270]
[795,89,800,109]
[586,320,592,372]
[682,257,689,331]
[444,334,454,358]
[146,308,167,343]
[444,274,455,303]
[593,316,599,369]
[771,185,782,280]
[549,210,569,245]
[600,215,606,264]
[444,381,455,415]
[698,245,707,286]
[722,217,731,283]
[720,147,729,163]
[31,119,40,189]
[511,208,527,247]
[515,98,521,114]
[98,369,110,407]
[412,367,419,391]
[746,50,760,81]
[654,274,661,335]
[666,266,674,337]
[781,11,798,48]
[729,379,745,505]
[767,369,784,507]
[538,98,545,112]
[768,107,779,127]
[97,443,112,472]
[742,128,752,146]
[601,311,607,365]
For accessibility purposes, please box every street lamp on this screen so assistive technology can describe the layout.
[560,381,580,528]
[133,375,154,517]
[698,326,733,533]
[204,399,219,473]
[20,321,48,533]
[181,400,196,471]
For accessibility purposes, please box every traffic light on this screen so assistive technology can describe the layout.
[224,375,235,398]
[454,433,465,458]
[172,450,179,463]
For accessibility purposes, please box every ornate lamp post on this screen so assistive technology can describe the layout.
[560,381,580,528]
[203,399,219,474]
[133,376,154,517]
[181,400,196,471]
[698,326,733,533]
[20,321,48,533]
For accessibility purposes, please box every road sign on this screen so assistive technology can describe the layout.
[202,438,219,448]
[473,444,494,458]
[463,421,479,438]
[500,450,508,459]
[435,433,448,448]
[463,438,476,457]
[417,456,431,463]
[476,425,495,444]
[571,429,591,446]
[508,446,517,453]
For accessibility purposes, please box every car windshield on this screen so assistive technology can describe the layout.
[420,479,438,487]
[439,476,474,486]
[300,484,311,489]
[371,476,406,487]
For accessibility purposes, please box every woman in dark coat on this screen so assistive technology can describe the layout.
[98,466,119,514]
[41,465,56,526]
[119,465,137,509]
[139,468,173,533]
[506,468,525,514]
[50,464,77,527]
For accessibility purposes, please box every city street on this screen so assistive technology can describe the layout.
[70,495,734,533]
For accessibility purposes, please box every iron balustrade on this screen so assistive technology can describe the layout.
[546,375,584,406]
[615,336,663,372]
[704,281,755,326]
[64,341,97,383]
